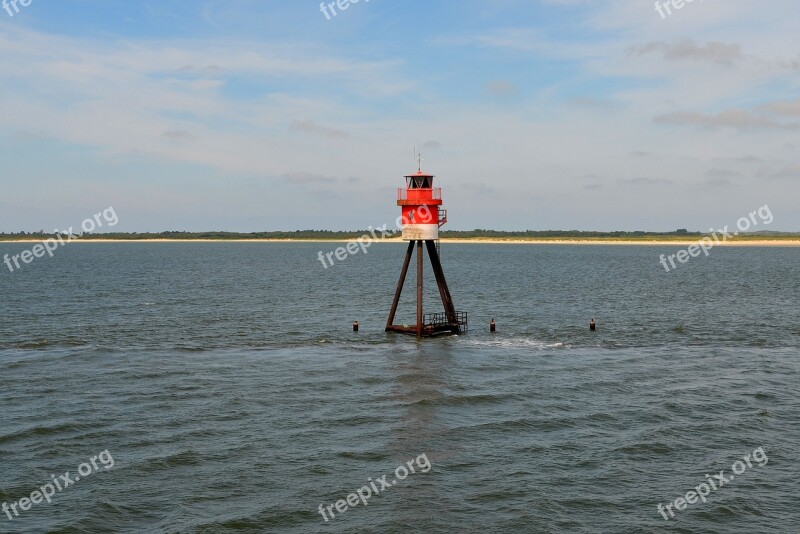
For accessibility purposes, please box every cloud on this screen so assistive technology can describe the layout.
[10,130,50,141]
[162,130,193,140]
[485,80,517,96]
[713,156,763,165]
[282,172,338,185]
[705,168,741,179]
[757,164,800,180]
[654,110,800,131]
[177,65,226,75]
[460,182,496,195]
[466,27,610,62]
[629,41,742,65]
[706,169,742,178]
[704,177,733,187]
[762,98,800,117]
[290,120,349,139]
[619,176,673,185]
[570,97,622,109]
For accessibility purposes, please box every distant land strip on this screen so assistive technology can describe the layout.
[1,230,800,243]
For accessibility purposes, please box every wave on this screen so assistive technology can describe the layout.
[0,422,94,445]
[457,336,570,350]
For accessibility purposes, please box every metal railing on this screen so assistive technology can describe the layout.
[397,187,442,201]
[423,311,468,333]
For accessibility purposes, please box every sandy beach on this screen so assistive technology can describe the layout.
[2,238,799,246]
[438,239,800,247]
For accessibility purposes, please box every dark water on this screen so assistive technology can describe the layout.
[0,242,798,533]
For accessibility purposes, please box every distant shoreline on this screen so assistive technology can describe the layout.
[2,238,799,246]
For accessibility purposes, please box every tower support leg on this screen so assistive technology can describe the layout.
[386,241,415,331]
[426,240,458,328]
[416,240,424,337]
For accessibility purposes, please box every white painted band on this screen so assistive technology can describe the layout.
[402,224,439,241]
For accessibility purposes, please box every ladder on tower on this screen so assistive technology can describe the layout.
[437,208,447,257]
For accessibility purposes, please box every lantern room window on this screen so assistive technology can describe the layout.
[406,176,432,189]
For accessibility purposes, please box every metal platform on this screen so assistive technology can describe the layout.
[385,311,467,337]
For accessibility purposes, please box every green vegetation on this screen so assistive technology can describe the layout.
[1,230,799,242]
[0,230,351,241]
[441,230,800,242]
[441,229,702,239]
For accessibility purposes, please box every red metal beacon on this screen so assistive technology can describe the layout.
[385,152,467,337]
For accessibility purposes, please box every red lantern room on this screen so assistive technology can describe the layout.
[397,169,446,241]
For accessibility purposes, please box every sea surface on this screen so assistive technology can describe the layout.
[0,242,798,533]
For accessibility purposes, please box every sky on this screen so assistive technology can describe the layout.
[0,0,798,232]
